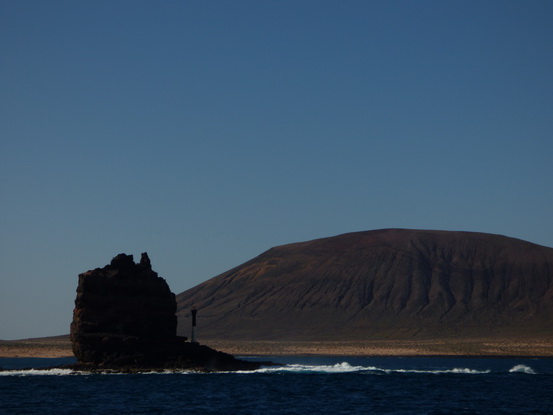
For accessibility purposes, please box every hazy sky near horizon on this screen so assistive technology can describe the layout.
[1,1,552,340]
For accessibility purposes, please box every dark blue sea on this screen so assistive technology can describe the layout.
[1,355,552,414]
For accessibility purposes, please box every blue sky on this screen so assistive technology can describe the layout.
[1,1,552,340]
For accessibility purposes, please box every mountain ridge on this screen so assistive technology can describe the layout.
[176,229,553,341]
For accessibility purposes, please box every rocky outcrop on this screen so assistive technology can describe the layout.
[176,229,553,341]
[70,253,263,371]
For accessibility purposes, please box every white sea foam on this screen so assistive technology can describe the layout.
[0,368,200,376]
[449,368,491,374]
[236,362,366,374]
[2,363,528,376]
[374,367,490,375]
[236,363,492,375]
[508,364,536,374]
[291,362,367,373]
[0,368,77,376]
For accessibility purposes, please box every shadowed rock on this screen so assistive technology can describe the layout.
[70,253,264,371]
[176,229,553,341]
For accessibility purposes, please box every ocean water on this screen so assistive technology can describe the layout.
[1,356,552,414]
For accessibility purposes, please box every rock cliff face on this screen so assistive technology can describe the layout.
[70,253,183,365]
[70,253,262,370]
[176,229,553,341]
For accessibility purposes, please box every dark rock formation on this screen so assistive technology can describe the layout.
[176,229,553,341]
[70,253,263,371]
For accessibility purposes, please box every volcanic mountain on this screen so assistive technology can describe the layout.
[176,229,553,341]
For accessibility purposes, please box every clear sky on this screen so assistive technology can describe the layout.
[1,1,552,340]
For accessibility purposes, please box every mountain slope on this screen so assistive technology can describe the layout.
[176,229,553,341]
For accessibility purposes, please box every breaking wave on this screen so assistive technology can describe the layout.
[508,364,536,374]
[245,362,367,374]
[0,362,539,377]
[0,368,202,376]
[0,368,76,376]
[239,362,492,375]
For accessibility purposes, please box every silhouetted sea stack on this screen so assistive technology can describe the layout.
[70,253,263,371]
[176,229,553,341]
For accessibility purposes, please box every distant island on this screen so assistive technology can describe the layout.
[176,229,553,355]
[2,229,553,359]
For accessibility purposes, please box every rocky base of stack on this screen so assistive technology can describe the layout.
[65,342,268,372]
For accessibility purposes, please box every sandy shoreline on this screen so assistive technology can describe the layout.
[0,336,73,358]
[206,338,553,358]
[2,336,553,359]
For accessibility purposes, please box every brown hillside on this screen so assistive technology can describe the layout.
[176,229,553,342]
